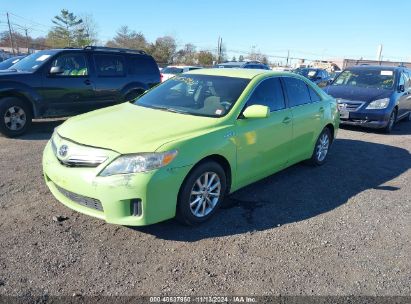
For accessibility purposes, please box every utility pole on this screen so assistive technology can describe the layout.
[286,50,290,67]
[25,28,30,54]
[217,36,221,64]
[6,12,16,55]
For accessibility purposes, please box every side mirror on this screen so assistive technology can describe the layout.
[398,84,405,92]
[49,66,64,75]
[242,105,270,119]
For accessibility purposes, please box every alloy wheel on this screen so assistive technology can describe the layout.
[4,106,26,131]
[316,133,330,162]
[189,171,221,218]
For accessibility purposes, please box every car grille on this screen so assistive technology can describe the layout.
[337,100,365,112]
[55,184,103,212]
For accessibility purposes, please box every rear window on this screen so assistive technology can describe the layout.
[94,54,125,77]
[128,55,159,76]
[162,67,184,74]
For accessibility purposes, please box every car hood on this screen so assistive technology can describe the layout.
[57,103,223,154]
[324,85,392,102]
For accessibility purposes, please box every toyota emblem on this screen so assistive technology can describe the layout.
[58,145,68,158]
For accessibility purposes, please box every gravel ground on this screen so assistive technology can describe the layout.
[0,119,410,299]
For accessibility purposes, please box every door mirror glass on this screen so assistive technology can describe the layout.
[49,66,64,75]
[242,105,270,119]
[398,84,405,92]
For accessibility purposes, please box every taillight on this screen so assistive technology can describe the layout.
[160,73,164,82]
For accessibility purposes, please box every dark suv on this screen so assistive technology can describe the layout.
[0,46,160,137]
[325,65,411,132]
[293,68,331,88]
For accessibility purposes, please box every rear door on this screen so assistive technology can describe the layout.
[235,77,293,187]
[397,71,411,118]
[91,53,126,107]
[41,52,95,116]
[282,76,326,163]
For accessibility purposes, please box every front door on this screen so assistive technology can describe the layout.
[41,52,95,116]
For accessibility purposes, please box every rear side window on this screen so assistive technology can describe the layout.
[128,56,159,76]
[94,54,125,77]
[308,85,321,102]
[247,78,285,111]
[283,77,311,107]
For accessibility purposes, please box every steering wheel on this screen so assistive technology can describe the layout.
[220,101,232,110]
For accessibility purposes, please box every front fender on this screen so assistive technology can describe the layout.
[0,82,42,116]
[155,125,237,188]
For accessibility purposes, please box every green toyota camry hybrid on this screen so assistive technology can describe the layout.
[43,69,339,226]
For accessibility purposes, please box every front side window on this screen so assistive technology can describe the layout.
[134,74,250,117]
[94,54,125,77]
[50,53,88,76]
[333,69,395,90]
[283,77,311,107]
[246,78,285,111]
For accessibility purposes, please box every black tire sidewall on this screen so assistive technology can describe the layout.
[0,97,32,137]
[311,128,331,166]
[384,109,397,133]
[176,161,227,226]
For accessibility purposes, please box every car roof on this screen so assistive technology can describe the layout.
[186,68,284,79]
[165,65,200,68]
[346,65,400,71]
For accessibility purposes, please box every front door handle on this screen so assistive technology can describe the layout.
[282,117,292,124]
[84,79,91,85]
[319,107,325,112]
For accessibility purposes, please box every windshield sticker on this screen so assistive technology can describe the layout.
[381,70,393,76]
[308,71,316,76]
[215,109,223,115]
[35,55,51,62]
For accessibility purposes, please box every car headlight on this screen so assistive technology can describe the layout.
[366,98,390,109]
[99,150,178,176]
[50,130,58,154]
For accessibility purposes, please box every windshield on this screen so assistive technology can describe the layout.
[10,51,55,72]
[162,67,184,74]
[295,68,318,80]
[332,69,395,89]
[0,57,23,70]
[134,74,250,117]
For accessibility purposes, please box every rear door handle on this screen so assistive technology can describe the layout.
[282,117,292,124]
[84,79,91,85]
[319,107,325,112]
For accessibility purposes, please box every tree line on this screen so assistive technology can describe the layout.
[1,9,239,65]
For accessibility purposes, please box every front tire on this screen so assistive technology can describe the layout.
[0,97,32,137]
[176,161,227,226]
[309,128,331,166]
[383,109,397,133]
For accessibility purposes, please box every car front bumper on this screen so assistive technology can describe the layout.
[42,141,192,226]
[340,110,391,129]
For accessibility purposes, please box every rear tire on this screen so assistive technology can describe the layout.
[309,128,332,166]
[383,109,397,133]
[176,161,227,226]
[0,97,32,137]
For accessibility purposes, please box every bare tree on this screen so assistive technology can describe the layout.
[80,13,99,46]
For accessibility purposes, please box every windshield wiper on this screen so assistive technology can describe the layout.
[151,105,189,114]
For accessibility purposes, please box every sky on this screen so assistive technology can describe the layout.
[1,0,410,63]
